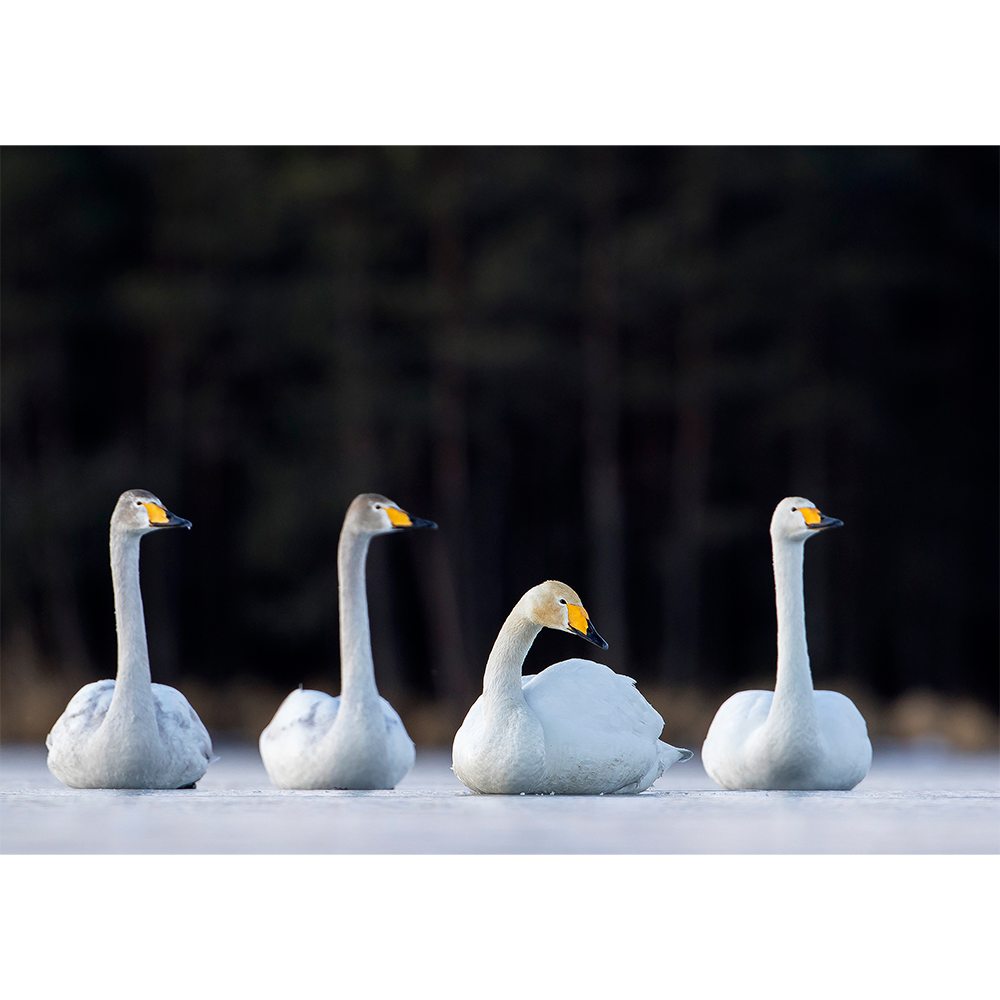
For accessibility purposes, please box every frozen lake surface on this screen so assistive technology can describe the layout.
[2,740,997,853]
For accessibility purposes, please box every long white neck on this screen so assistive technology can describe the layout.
[106,529,158,729]
[768,535,818,733]
[481,605,542,720]
[337,527,380,709]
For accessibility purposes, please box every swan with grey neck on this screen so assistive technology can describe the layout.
[259,494,433,789]
[701,497,871,790]
[452,580,692,795]
[46,489,212,789]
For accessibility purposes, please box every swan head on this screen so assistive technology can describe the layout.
[770,496,842,543]
[113,489,192,534]
[519,580,608,649]
[345,493,437,537]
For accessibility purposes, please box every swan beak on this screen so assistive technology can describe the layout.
[143,502,192,530]
[406,516,437,530]
[799,507,842,531]
[385,506,437,530]
[567,605,609,649]
[582,620,609,649]
[807,513,843,530]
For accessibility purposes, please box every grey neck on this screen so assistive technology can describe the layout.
[106,529,157,727]
[481,607,541,719]
[769,536,818,732]
[337,527,380,708]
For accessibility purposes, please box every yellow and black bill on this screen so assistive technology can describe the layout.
[385,506,437,531]
[567,604,609,650]
[143,502,192,530]
[801,507,843,530]
[581,619,609,649]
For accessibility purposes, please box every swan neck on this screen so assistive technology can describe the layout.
[771,535,817,723]
[338,527,379,706]
[107,528,156,724]
[481,608,541,713]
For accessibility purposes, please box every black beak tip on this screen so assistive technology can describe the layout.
[585,623,609,650]
[807,515,843,531]
[411,518,437,530]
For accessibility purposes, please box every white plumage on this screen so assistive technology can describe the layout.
[259,494,433,789]
[259,685,415,791]
[701,497,872,790]
[46,489,212,789]
[453,580,692,794]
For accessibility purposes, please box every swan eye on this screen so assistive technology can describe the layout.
[559,599,567,605]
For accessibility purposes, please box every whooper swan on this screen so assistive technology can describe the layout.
[259,493,434,789]
[452,580,692,794]
[46,489,212,789]
[701,497,872,790]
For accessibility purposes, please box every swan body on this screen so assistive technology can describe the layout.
[453,581,692,795]
[259,494,433,789]
[46,489,212,789]
[701,497,872,790]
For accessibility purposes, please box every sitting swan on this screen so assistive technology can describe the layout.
[46,490,212,789]
[453,580,692,794]
[259,494,434,789]
[701,497,872,790]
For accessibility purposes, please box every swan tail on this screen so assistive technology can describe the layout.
[658,741,694,769]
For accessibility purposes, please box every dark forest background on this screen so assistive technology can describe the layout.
[2,145,997,749]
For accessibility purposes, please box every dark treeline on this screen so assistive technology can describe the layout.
[2,146,997,742]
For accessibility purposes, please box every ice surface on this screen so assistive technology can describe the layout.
[1,740,997,854]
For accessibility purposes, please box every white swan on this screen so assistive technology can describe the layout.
[453,580,692,794]
[46,490,212,789]
[259,493,434,789]
[701,497,872,790]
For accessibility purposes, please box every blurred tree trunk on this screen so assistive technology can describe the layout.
[937,149,997,699]
[471,382,510,660]
[419,148,475,720]
[35,334,91,676]
[184,370,230,682]
[661,152,717,685]
[581,147,628,669]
